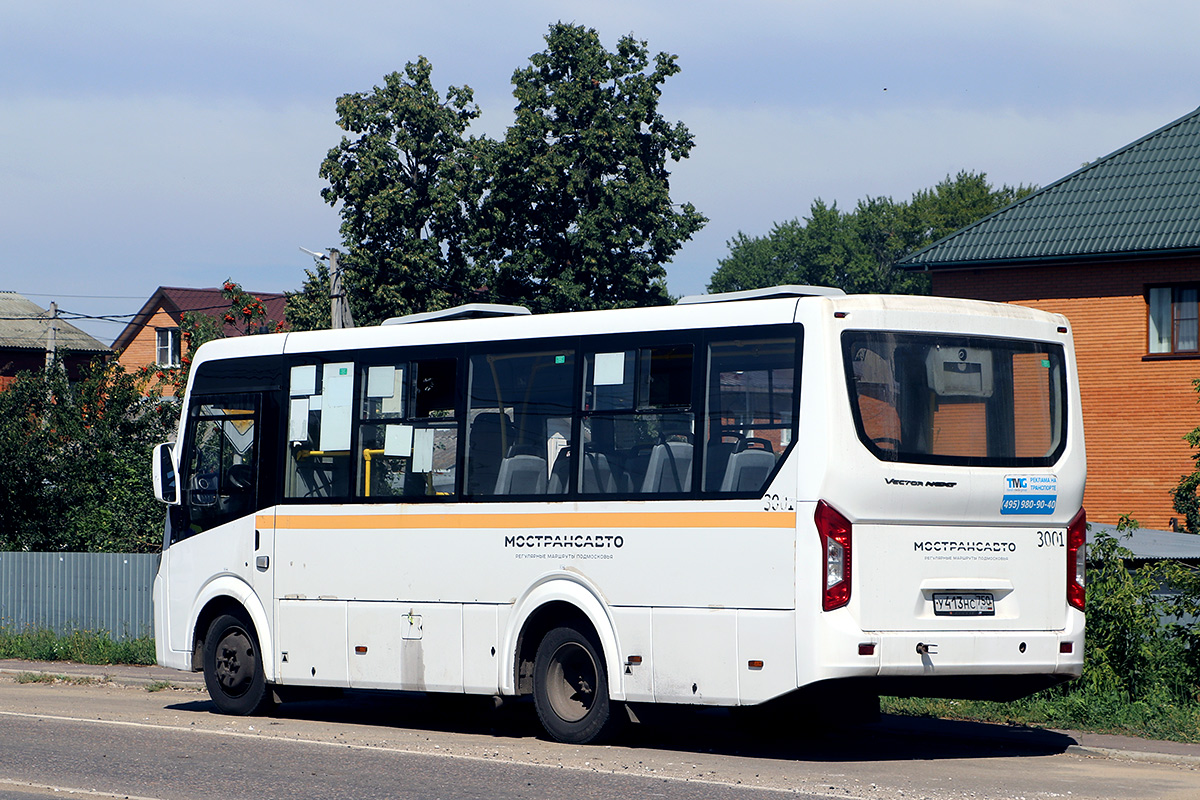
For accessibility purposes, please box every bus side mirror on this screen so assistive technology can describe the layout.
[153,442,180,505]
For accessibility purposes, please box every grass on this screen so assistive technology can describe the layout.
[882,690,1200,744]
[14,671,105,686]
[0,626,155,666]
[13,671,57,684]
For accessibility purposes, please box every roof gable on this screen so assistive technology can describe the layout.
[901,106,1200,269]
[112,286,288,354]
[0,292,110,353]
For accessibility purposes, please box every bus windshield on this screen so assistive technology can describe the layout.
[842,331,1067,467]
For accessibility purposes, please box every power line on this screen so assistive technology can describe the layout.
[0,313,138,322]
[1,300,278,326]
[8,291,147,300]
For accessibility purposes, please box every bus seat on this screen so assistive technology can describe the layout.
[622,445,653,491]
[719,443,776,492]
[467,412,513,494]
[640,441,693,493]
[494,450,548,495]
[704,439,736,490]
[547,448,570,493]
[582,449,625,493]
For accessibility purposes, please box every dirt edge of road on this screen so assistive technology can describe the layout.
[3,659,1197,769]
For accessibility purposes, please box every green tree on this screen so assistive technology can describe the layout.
[165,280,283,396]
[709,171,1033,295]
[479,23,706,313]
[306,57,487,327]
[284,261,334,332]
[0,359,176,553]
[300,25,707,326]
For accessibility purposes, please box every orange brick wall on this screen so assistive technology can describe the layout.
[934,257,1200,529]
[117,306,181,397]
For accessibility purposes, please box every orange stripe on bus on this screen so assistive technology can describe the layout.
[257,511,794,531]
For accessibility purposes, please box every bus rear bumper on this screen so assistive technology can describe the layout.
[807,612,1085,702]
[876,629,1083,678]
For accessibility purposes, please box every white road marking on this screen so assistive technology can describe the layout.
[0,710,802,796]
[0,776,170,800]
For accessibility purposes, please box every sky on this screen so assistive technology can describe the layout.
[3,1,1199,345]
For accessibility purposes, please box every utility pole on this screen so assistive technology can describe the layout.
[301,245,355,330]
[329,249,355,329]
[45,301,59,369]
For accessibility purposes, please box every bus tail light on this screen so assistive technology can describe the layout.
[816,500,852,611]
[1067,507,1086,612]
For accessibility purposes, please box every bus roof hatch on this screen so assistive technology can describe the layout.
[677,285,846,305]
[382,303,532,325]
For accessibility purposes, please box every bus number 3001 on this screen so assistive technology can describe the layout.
[763,494,796,511]
[1037,530,1065,548]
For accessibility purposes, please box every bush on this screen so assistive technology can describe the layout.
[0,627,155,666]
[0,358,177,553]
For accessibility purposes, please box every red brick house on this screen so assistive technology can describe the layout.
[112,287,286,395]
[899,106,1200,529]
[0,292,111,390]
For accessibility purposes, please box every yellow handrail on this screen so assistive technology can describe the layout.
[362,448,385,497]
[295,449,351,460]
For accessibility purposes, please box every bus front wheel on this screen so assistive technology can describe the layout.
[532,625,622,744]
[203,613,273,716]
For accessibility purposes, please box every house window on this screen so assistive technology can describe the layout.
[1148,287,1199,354]
[156,328,181,367]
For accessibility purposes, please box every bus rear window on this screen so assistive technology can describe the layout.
[842,331,1067,467]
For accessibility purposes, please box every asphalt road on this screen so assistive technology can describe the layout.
[0,667,1197,800]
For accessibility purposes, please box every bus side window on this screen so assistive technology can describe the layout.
[467,350,574,497]
[703,337,796,495]
[358,359,458,498]
[181,395,260,537]
[286,362,353,499]
[582,345,695,495]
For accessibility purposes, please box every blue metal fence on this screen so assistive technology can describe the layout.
[0,552,158,640]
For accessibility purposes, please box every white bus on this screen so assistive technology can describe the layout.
[151,286,1086,744]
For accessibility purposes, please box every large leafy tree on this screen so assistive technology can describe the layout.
[303,57,487,327]
[0,360,176,553]
[293,25,706,328]
[479,23,707,312]
[709,171,1033,295]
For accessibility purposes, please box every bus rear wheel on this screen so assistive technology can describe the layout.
[203,613,272,716]
[532,625,622,744]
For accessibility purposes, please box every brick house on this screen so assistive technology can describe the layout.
[899,106,1200,529]
[0,292,111,390]
[112,286,287,395]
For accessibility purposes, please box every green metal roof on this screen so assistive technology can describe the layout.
[900,105,1200,270]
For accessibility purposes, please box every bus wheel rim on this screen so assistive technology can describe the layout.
[214,628,254,698]
[546,641,597,723]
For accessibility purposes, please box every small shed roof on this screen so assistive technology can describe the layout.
[900,105,1200,270]
[1089,522,1200,563]
[0,292,110,354]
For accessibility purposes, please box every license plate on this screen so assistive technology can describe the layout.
[933,592,995,616]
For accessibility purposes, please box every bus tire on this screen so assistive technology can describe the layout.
[532,625,622,744]
[203,612,273,716]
